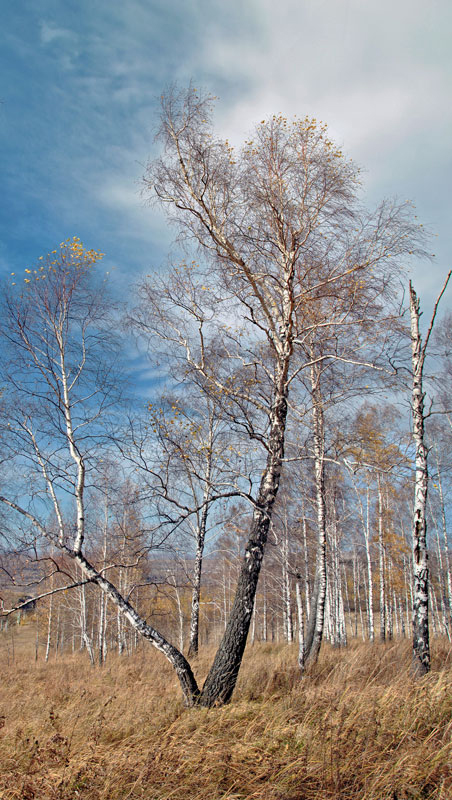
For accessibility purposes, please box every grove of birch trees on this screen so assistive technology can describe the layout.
[0,87,451,706]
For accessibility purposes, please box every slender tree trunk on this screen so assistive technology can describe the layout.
[262,573,267,642]
[410,272,451,667]
[295,575,305,672]
[304,364,327,666]
[188,441,213,656]
[79,584,95,666]
[172,578,185,653]
[350,474,374,641]
[410,281,430,674]
[434,456,452,634]
[98,494,109,665]
[400,596,406,637]
[45,592,53,663]
[222,562,228,632]
[55,606,61,657]
[353,549,359,638]
[281,522,293,642]
[430,506,449,636]
[35,605,39,662]
[117,529,127,655]
[404,558,411,637]
[393,589,400,637]
[386,555,393,641]
[429,584,440,636]
[377,473,386,642]
[341,564,349,646]
[302,512,311,619]
[250,605,256,645]
[361,563,368,641]
[188,539,204,656]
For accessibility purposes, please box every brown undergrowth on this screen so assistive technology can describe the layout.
[0,635,451,799]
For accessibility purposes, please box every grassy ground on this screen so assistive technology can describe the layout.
[0,628,451,799]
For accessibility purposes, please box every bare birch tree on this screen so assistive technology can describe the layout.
[126,392,234,656]
[0,239,201,704]
[409,271,451,675]
[132,86,424,702]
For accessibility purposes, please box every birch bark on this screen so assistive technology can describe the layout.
[410,280,431,674]
[187,440,213,656]
[377,474,386,642]
[304,361,327,666]
[409,274,452,673]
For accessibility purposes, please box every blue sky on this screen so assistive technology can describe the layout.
[1,0,451,318]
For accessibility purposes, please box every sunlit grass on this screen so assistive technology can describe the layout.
[0,628,451,799]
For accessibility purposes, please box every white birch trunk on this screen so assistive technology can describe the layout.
[350,475,374,641]
[353,550,359,638]
[295,576,305,672]
[262,574,267,642]
[45,591,53,663]
[410,281,431,673]
[302,512,311,619]
[188,431,213,656]
[281,523,293,642]
[434,459,452,634]
[377,474,386,642]
[429,584,440,636]
[304,361,327,666]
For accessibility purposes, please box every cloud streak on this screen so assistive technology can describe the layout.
[1,0,450,310]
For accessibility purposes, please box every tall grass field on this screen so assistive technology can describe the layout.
[0,629,451,799]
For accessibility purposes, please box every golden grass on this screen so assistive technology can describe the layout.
[0,635,451,799]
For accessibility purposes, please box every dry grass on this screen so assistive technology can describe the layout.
[0,632,451,799]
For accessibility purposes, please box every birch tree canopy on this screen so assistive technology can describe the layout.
[131,86,426,705]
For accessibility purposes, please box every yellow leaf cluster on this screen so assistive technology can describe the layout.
[15,237,106,288]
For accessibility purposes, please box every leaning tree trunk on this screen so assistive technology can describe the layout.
[73,551,201,704]
[198,374,288,706]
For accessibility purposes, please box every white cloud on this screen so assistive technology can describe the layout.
[39,21,77,46]
[186,0,452,308]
